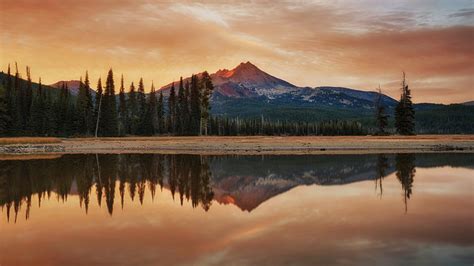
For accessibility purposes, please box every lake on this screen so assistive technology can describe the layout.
[1,153,473,266]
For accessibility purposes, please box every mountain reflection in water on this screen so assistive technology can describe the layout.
[1,153,473,222]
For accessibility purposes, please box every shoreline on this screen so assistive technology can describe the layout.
[0,135,473,155]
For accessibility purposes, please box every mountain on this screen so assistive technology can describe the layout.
[463,101,474,106]
[158,61,401,121]
[49,80,95,96]
[157,62,474,132]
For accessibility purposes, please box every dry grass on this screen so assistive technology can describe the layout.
[0,154,63,160]
[0,137,62,145]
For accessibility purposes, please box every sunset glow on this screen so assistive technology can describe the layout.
[0,0,473,103]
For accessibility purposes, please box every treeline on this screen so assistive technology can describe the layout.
[0,64,215,137]
[0,64,367,137]
[208,117,366,136]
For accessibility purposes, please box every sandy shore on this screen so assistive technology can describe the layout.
[1,135,473,155]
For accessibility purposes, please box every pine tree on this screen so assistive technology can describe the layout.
[189,75,201,135]
[177,77,186,135]
[0,85,10,135]
[76,74,94,136]
[94,78,103,137]
[83,71,94,134]
[30,78,46,135]
[44,90,57,136]
[167,82,177,134]
[137,78,147,135]
[142,82,158,135]
[157,91,165,134]
[57,82,71,135]
[101,69,118,136]
[395,72,415,135]
[4,64,15,135]
[137,78,146,116]
[184,80,191,135]
[200,71,214,135]
[13,62,22,132]
[375,86,389,135]
[128,82,138,134]
[118,74,127,136]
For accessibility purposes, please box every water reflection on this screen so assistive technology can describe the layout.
[1,153,472,222]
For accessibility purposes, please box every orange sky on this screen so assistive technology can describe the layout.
[0,0,473,103]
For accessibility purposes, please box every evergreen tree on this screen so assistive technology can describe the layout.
[137,78,146,116]
[94,78,103,137]
[30,78,46,135]
[395,72,415,135]
[44,90,57,136]
[189,75,201,135]
[167,82,177,134]
[128,82,138,134]
[118,74,127,136]
[200,71,214,135]
[13,63,22,132]
[84,71,94,134]
[0,85,10,135]
[177,77,186,135]
[4,64,15,135]
[137,78,147,135]
[57,82,72,135]
[157,91,165,134]
[142,82,158,135]
[101,69,118,136]
[76,73,94,136]
[184,80,191,134]
[375,86,389,135]
[21,66,33,133]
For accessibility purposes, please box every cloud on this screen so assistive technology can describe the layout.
[170,3,230,28]
[0,0,472,103]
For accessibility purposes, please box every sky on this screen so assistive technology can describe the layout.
[0,0,473,103]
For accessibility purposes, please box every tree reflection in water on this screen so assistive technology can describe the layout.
[0,153,423,222]
[0,154,214,222]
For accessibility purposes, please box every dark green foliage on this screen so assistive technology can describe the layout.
[56,82,76,136]
[395,73,415,135]
[158,91,165,134]
[118,75,127,136]
[141,83,158,135]
[76,72,94,136]
[94,77,103,136]
[200,71,213,135]
[167,82,177,133]
[3,65,15,135]
[127,82,139,134]
[100,69,118,136]
[189,75,201,135]
[415,104,474,133]
[177,77,188,135]
[29,78,47,135]
[136,78,148,135]
[375,87,389,135]
[0,85,10,135]
[208,116,366,136]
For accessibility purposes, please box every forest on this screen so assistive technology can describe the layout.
[0,64,367,137]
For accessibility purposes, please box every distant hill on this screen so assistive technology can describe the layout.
[463,101,474,106]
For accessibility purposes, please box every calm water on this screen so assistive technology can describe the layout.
[1,153,473,266]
